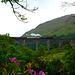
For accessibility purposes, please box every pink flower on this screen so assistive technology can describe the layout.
[34,71,37,75]
[16,62,20,65]
[9,58,13,61]
[33,70,45,75]
[28,69,33,73]
[9,58,17,62]
[13,58,17,61]
[16,62,20,67]
[34,71,39,75]
[39,71,45,75]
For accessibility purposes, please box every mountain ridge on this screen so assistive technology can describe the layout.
[22,14,75,38]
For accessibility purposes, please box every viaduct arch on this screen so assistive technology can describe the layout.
[11,37,75,53]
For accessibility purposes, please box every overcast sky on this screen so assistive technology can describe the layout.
[0,0,75,37]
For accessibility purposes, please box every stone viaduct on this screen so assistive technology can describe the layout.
[11,37,75,53]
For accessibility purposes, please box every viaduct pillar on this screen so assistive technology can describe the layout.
[47,40,50,53]
[22,40,26,45]
[58,41,62,51]
[35,41,39,53]
[69,39,74,47]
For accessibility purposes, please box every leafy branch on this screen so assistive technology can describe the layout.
[1,0,38,23]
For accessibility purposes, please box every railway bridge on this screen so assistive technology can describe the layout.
[11,37,75,53]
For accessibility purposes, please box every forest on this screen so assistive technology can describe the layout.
[0,34,75,75]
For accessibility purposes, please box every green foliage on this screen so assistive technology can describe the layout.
[0,49,8,65]
[38,42,47,47]
[27,42,36,50]
[0,34,14,44]
[7,45,19,57]
[1,0,19,4]
[21,45,36,62]
[0,34,14,65]
[49,48,60,54]
[37,45,47,56]
[62,44,72,50]
[63,49,75,75]
[57,33,75,38]
[72,44,75,50]
[45,59,63,75]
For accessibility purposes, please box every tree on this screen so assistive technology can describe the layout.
[1,0,38,23]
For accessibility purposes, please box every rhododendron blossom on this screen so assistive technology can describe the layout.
[39,71,45,75]
[16,62,20,65]
[9,58,45,75]
[9,58,17,63]
[34,71,39,75]
[28,69,33,73]
[16,62,20,67]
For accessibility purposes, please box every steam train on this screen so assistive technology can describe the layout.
[11,36,53,39]
[40,36,53,39]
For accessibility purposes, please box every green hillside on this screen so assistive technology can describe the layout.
[22,14,75,38]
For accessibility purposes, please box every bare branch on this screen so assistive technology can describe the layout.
[61,1,75,8]
[9,0,15,13]
[14,7,20,9]
[15,1,38,12]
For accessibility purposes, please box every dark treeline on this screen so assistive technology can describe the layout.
[52,33,75,39]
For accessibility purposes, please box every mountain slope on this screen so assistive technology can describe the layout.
[22,14,75,38]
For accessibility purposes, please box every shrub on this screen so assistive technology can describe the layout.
[37,45,47,56]
[63,49,75,75]
[21,45,36,62]
[45,59,63,75]
[63,44,72,50]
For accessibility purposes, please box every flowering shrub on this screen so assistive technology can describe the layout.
[9,58,17,63]
[1,58,45,75]
[28,69,45,75]
[25,62,31,69]
[1,58,21,75]
[16,62,20,67]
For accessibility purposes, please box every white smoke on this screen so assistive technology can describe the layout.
[30,33,41,36]
[25,33,41,36]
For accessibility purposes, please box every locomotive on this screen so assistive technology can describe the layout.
[11,36,53,39]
